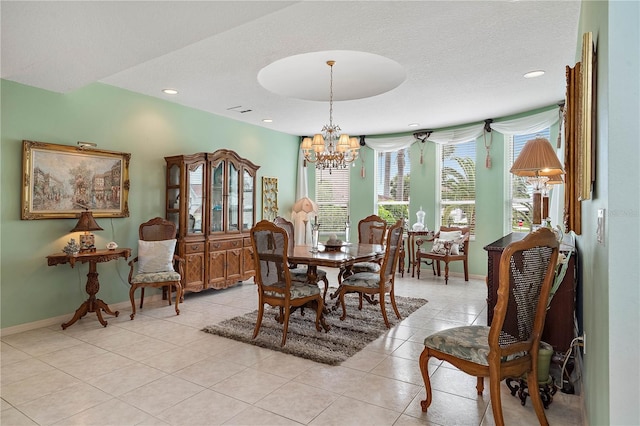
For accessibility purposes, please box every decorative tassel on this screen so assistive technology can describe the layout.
[485,152,492,169]
[360,164,366,178]
[420,151,424,165]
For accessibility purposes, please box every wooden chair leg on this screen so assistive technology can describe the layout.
[419,348,433,412]
[379,292,390,328]
[489,373,505,426]
[253,303,264,339]
[476,376,484,395]
[129,285,137,320]
[281,306,291,346]
[444,262,450,285]
[139,288,145,309]
[173,283,181,315]
[463,260,469,281]
[527,369,550,426]
[417,257,422,279]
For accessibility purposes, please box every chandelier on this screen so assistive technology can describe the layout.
[301,60,360,171]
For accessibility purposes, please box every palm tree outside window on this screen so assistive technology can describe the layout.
[439,141,476,235]
[376,148,410,226]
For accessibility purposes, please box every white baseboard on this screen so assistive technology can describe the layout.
[0,294,163,337]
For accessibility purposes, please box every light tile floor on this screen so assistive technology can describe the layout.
[1,269,583,425]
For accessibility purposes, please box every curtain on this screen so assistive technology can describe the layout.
[489,108,560,135]
[364,135,414,152]
[564,64,582,235]
[293,144,312,244]
[427,123,484,145]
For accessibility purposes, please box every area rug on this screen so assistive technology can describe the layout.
[202,293,428,365]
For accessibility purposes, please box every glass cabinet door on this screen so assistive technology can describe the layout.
[242,169,254,230]
[210,161,224,233]
[187,163,204,234]
[167,163,180,228]
[228,162,239,231]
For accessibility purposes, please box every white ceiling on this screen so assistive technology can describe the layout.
[1,1,581,137]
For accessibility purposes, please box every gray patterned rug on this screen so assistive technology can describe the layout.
[202,293,428,365]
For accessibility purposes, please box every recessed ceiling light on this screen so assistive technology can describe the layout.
[162,88,178,95]
[262,119,273,123]
[523,70,545,79]
[408,123,420,127]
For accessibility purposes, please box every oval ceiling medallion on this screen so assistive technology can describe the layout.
[258,50,405,101]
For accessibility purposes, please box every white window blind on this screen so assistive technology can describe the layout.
[507,128,551,232]
[376,148,410,225]
[316,168,350,234]
[439,141,476,234]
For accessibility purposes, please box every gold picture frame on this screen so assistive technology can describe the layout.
[578,32,596,201]
[262,177,278,221]
[21,140,130,219]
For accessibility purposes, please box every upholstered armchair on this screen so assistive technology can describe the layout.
[416,226,470,285]
[128,217,184,320]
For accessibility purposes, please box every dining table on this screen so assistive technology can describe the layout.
[288,242,385,286]
[287,242,386,321]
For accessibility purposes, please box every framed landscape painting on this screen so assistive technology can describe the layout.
[21,140,130,219]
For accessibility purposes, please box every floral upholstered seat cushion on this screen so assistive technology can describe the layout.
[131,270,181,284]
[424,326,526,366]
[342,272,381,289]
[264,282,321,299]
[424,326,491,365]
[290,266,327,283]
[351,262,381,274]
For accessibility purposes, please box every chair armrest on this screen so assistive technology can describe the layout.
[127,256,139,284]
[173,254,185,278]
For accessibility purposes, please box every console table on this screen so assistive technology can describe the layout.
[484,232,576,353]
[47,248,131,329]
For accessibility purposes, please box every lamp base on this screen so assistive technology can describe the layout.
[79,234,96,252]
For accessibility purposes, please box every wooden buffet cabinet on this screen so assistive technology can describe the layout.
[165,150,259,293]
[484,232,577,353]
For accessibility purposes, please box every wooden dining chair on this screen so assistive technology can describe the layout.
[419,227,559,426]
[273,216,330,300]
[127,217,184,320]
[251,220,324,346]
[350,214,387,274]
[416,226,470,285]
[337,220,403,328]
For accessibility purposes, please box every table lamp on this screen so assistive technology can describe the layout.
[542,173,564,220]
[510,137,564,228]
[70,210,103,252]
[292,197,318,244]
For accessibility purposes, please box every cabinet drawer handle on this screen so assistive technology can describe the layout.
[232,241,239,246]
[213,243,220,248]
[191,245,200,250]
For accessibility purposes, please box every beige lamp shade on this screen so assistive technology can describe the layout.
[510,137,564,177]
[292,197,318,214]
[546,173,564,185]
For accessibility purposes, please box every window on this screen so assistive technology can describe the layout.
[439,141,476,234]
[507,128,551,232]
[376,149,410,225]
[316,168,349,234]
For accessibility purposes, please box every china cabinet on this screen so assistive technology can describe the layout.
[165,150,259,292]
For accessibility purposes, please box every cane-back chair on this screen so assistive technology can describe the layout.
[418,227,560,426]
[338,220,403,328]
[251,220,324,346]
[128,217,184,320]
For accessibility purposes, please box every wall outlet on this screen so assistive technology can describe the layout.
[596,209,605,244]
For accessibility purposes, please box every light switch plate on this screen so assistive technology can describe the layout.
[596,208,605,244]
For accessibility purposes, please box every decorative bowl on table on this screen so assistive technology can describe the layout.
[324,235,345,252]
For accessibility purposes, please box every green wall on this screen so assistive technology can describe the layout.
[577,1,640,425]
[1,80,299,329]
